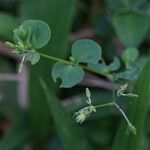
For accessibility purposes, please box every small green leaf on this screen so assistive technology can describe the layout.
[13,20,51,49]
[26,51,40,65]
[52,62,84,88]
[71,39,102,64]
[108,57,121,71]
[116,70,136,81]
[122,48,139,64]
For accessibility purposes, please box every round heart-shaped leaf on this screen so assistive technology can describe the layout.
[71,39,102,64]
[52,62,84,88]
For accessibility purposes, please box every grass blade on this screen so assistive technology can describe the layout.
[40,79,89,150]
[112,58,150,150]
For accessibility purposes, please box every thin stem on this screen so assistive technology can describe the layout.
[95,102,113,109]
[39,52,72,65]
[111,80,116,102]
[39,52,108,78]
[113,103,130,125]
[80,65,108,77]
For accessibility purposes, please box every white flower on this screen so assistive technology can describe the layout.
[74,105,96,124]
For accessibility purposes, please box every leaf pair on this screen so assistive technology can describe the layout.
[52,39,102,88]
[88,57,121,77]
[8,20,51,73]
[13,20,51,50]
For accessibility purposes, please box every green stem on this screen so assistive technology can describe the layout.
[94,101,131,126]
[113,103,131,125]
[95,102,114,108]
[81,65,108,77]
[39,52,108,78]
[39,52,72,65]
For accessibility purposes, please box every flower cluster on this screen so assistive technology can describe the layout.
[74,88,96,124]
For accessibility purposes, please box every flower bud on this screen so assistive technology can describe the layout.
[128,123,136,135]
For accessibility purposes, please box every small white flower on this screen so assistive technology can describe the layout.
[75,111,87,124]
[74,105,96,124]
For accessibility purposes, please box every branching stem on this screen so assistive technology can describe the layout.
[94,101,131,126]
[113,103,131,125]
[39,53,133,130]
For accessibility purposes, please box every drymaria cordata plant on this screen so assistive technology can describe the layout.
[6,20,140,134]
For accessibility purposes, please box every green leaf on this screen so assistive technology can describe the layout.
[71,39,102,64]
[26,51,40,65]
[115,69,139,81]
[116,61,145,81]
[40,79,87,150]
[52,62,84,88]
[122,48,139,64]
[113,10,150,47]
[88,57,120,75]
[108,57,121,71]
[13,20,51,49]
[112,57,150,150]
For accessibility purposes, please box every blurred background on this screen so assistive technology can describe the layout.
[0,0,150,150]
